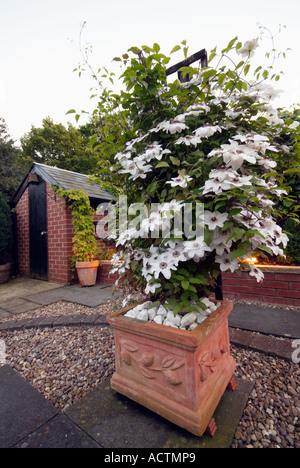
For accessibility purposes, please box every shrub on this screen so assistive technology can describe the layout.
[0,192,13,265]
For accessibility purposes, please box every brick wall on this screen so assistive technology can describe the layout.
[15,188,30,276]
[222,266,300,307]
[97,261,119,285]
[47,184,75,284]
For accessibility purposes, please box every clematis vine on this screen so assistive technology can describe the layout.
[106,34,294,313]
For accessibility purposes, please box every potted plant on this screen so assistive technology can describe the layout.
[55,188,101,287]
[89,33,294,436]
[0,192,13,284]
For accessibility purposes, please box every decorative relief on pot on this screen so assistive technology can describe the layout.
[198,335,228,382]
[120,341,185,386]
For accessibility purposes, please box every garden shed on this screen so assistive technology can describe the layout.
[11,162,115,284]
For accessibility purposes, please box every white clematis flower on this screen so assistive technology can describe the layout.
[166,174,193,188]
[215,252,240,272]
[237,38,259,58]
[193,124,222,139]
[175,135,202,147]
[211,140,257,170]
[183,238,212,262]
[204,211,228,230]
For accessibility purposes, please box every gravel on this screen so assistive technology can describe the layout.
[0,294,299,449]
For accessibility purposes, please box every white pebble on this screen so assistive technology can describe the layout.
[163,319,178,328]
[153,315,163,325]
[166,310,181,327]
[148,307,158,321]
[124,308,139,318]
[195,312,206,324]
[137,309,148,321]
[157,305,167,317]
[181,312,197,328]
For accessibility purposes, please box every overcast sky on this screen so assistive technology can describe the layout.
[1,0,299,145]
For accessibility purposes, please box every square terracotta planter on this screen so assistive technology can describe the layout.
[107,300,236,437]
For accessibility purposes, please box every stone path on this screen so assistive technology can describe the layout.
[0,277,298,448]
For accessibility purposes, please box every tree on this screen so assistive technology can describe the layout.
[19,117,100,175]
[0,118,24,202]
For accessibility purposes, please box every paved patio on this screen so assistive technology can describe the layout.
[0,277,120,320]
[0,276,298,448]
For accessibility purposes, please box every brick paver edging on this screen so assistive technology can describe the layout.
[0,313,108,331]
[0,315,294,362]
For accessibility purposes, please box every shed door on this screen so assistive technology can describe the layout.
[29,180,48,280]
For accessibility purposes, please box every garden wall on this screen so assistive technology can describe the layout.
[222,266,300,307]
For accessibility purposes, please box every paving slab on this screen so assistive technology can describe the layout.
[26,283,122,308]
[66,377,253,449]
[229,303,300,339]
[0,277,65,303]
[0,365,102,448]
[13,413,101,448]
[1,298,40,315]
[0,364,58,448]
[0,308,11,320]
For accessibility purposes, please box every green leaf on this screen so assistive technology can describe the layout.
[128,46,141,55]
[147,181,158,193]
[174,303,183,315]
[170,44,181,54]
[181,280,190,290]
[66,109,76,115]
[231,248,248,261]
[284,168,300,174]
[244,64,250,76]
[155,161,169,168]
[228,208,242,217]
[257,244,273,255]
[190,275,208,285]
[170,156,180,166]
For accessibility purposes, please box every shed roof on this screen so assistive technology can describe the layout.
[11,162,116,206]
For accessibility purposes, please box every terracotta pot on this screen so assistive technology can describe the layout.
[0,263,11,284]
[75,261,99,287]
[107,300,236,437]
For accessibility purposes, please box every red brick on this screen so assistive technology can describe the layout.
[279,289,300,299]
[261,280,289,290]
[259,272,276,280]
[291,299,300,307]
[275,273,300,282]
[289,282,300,290]
[250,287,277,296]
[222,285,252,294]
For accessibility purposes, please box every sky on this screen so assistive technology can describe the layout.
[1,0,300,145]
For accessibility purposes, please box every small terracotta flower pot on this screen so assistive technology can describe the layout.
[76,261,99,287]
[107,299,236,437]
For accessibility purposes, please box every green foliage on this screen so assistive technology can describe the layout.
[19,117,100,175]
[284,219,300,264]
[0,192,13,265]
[54,188,101,262]
[0,118,25,202]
